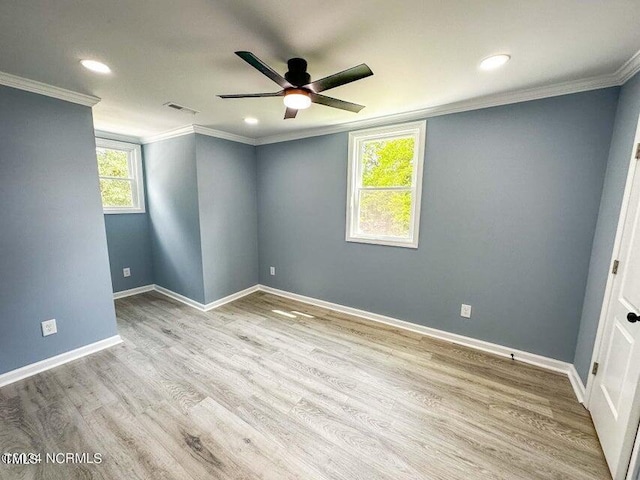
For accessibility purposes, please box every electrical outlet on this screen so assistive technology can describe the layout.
[460,304,472,318]
[123,267,131,277]
[41,319,57,337]
[270,266,276,276]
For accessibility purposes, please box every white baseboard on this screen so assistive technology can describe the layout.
[0,284,259,389]
[257,285,586,402]
[150,284,259,312]
[202,285,260,311]
[0,335,123,388]
[111,282,585,404]
[113,284,154,299]
[568,364,587,404]
[153,285,208,311]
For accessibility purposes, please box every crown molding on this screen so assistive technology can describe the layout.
[132,47,640,147]
[617,49,640,84]
[192,125,256,146]
[141,124,255,145]
[0,70,100,107]
[95,129,142,144]
[141,125,196,144]
[254,72,620,145]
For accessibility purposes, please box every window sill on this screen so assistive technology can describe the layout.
[346,236,418,249]
[103,208,146,215]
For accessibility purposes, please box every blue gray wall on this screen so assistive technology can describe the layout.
[98,133,155,294]
[144,134,206,303]
[196,135,259,304]
[257,89,619,362]
[104,213,154,292]
[574,73,640,383]
[0,85,117,375]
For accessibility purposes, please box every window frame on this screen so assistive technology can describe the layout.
[96,138,146,214]
[345,120,426,248]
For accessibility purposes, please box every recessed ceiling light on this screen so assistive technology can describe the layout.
[80,59,111,74]
[479,54,511,71]
[244,117,259,125]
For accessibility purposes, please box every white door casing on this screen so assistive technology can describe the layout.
[589,131,640,479]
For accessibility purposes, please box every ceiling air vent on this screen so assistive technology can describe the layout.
[163,102,199,115]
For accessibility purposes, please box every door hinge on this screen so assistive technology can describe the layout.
[612,260,620,275]
[636,143,640,160]
[592,362,599,375]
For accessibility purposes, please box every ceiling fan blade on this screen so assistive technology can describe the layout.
[284,107,298,119]
[218,91,283,99]
[306,64,373,93]
[235,51,292,89]
[310,93,365,113]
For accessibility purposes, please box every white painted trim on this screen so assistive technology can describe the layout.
[202,285,260,311]
[141,125,196,144]
[585,114,640,409]
[618,49,640,85]
[257,285,574,376]
[95,130,142,145]
[119,282,582,397]
[96,138,146,214]
[192,125,256,146]
[113,284,154,299]
[568,364,587,404]
[0,70,100,107]
[0,335,122,388]
[345,121,426,249]
[135,47,640,148]
[626,424,640,480]
[153,285,208,311]
[107,282,593,405]
[625,427,640,480]
[0,284,260,389]
[254,73,620,145]
[151,284,259,312]
[584,115,640,480]
[141,125,256,146]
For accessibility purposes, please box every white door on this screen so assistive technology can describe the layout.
[591,139,640,480]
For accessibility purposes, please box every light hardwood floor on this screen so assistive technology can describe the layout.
[0,291,611,479]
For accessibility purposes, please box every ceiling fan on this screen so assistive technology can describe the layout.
[218,51,373,119]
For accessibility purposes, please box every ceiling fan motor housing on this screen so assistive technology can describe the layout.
[285,58,311,87]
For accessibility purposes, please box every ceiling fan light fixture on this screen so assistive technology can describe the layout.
[283,89,311,110]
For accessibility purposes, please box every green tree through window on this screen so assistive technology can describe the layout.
[97,147,134,208]
[359,137,415,237]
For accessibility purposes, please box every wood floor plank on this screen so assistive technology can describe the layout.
[0,291,611,479]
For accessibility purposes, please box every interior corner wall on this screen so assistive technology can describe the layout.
[104,212,154,292]
[0,85,118,375]
[256,88,619,362]
[195,134,259,304]
[573,72,640,383]
[143,134,206,303]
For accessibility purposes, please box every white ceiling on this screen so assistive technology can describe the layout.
[1,1,639,140]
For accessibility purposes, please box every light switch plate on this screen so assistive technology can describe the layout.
[270,266,276,276]
[461,304,472,318]
[123,267,131,277]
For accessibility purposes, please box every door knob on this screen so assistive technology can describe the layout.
[628,312,639,323]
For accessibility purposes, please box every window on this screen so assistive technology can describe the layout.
[346,121,426,248]
[96,138,145,214]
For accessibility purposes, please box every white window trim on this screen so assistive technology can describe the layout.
[345,120,426,249]
[96,138,146,214]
